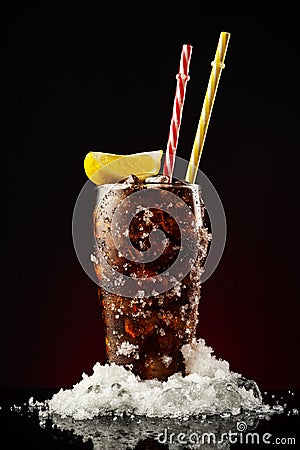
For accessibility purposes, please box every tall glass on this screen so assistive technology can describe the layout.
[93,178,210,381]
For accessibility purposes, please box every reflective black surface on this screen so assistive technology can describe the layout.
[0,389,299,449]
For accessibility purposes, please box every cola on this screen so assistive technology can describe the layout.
[93,175,210,381]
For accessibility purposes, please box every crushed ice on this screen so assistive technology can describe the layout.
[116,341,139,358]
[29,338,281,422]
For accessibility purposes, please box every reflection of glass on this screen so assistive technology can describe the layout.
[50,412,262,449]
[93,180,210,381]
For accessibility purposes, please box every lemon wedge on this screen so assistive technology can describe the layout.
[84,150,163,184]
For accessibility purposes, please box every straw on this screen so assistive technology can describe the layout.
[185,32,230,183]
[163,44,192,181]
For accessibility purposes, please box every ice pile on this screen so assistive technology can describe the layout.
[31,339,278,421]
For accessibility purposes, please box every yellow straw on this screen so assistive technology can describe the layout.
[185,32,230,183]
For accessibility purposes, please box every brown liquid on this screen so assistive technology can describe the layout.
[93,179,210,381]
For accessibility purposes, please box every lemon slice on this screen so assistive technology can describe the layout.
[84,150,163,185]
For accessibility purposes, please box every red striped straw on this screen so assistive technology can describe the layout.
[163,44,192,181]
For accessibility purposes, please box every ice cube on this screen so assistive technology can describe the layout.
[122,174,142,185]
[145,175,169,183]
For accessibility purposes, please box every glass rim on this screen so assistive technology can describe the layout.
[95,181,201,190]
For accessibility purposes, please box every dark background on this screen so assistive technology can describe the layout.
[1,5,299,391]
